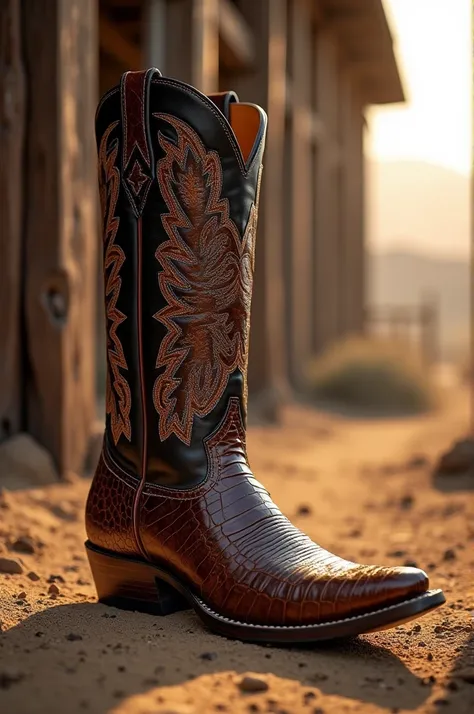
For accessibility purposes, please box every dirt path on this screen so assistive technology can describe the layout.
[1,390,473,714]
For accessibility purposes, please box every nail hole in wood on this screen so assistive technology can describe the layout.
[43,286,68,328]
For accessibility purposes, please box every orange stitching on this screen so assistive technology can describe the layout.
[152,114,261,445]
[99,121,132,445]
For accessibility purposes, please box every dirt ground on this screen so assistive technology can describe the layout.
[1,389,473,714]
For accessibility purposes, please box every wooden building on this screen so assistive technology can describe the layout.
[0,0,403,476]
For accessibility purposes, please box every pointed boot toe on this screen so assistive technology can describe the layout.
[85,69,445,644]
[385,565,430,599]
[300,563,431,624]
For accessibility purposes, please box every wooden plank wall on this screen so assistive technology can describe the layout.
[230,0,290,415]
[164,0,219,93]
[286,2,366,380]
[289,0,314,388]
[314,28,342,355]
[21,0,98,475]
[0,0,25,441]
[162,0,368,395]
[144,0,367,401]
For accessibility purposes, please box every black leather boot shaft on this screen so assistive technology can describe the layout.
[96,69,267,487]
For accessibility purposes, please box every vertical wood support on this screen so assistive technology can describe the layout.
[289,0,313,388]
[0,0,25,441]
[339,74,352,336]
[354,109,366,334]
[191,0,219,93]
[23,0,98,475]
[339,76,365,336]
[143,0,167,71]
[166,0,219,93]
[230,0,289,415]
[314,29,341,353]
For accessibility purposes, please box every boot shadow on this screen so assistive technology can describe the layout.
[433,630,474,713]
[0,601,436,714]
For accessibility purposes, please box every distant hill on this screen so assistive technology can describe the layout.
[366,160,470,258]
[368,250,470,361]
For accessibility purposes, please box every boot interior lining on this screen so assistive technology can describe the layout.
[229,103,262,164]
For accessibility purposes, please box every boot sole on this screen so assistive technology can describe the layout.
[85,540,445,644]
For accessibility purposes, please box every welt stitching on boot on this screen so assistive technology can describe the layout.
[85,68,444,643]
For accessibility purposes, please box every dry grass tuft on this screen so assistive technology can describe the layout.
[307,337,437,415]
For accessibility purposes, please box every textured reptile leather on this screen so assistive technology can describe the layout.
[86,70,430,627]
[86,449,139,557]
[86,399,428,625]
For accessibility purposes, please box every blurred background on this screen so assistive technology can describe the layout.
[0,0,471,476]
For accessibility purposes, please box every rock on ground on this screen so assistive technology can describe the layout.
[0,434,58,490]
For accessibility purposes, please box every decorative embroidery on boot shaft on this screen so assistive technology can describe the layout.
[153,113,261,445]
[99,121,132,445]
[121,70,155,216]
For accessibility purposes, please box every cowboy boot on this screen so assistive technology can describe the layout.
[85,68,444,643]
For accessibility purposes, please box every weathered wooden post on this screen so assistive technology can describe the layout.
[0,0,25,442]
[164,0,219,93]
[288,0,314,389]
[0,0,98,478]
[230,0,289,416]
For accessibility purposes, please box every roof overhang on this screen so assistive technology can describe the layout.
[320,0,405,105]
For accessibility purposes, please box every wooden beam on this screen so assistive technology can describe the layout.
[229,0,289,416]
[23,0,98,475]
[219,0,255,71]
[143,0,167,70]
[166,0,219,93]
[0,0,26,441]
[191,0,219,93]
[313,29,342,352]
[99,11,142,70]
[323,16,377,34]
[339,76,365,335]
[289,0,313,388]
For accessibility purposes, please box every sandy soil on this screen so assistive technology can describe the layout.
[0,390,473,714]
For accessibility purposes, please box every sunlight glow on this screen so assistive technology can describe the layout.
[367,0,472,176]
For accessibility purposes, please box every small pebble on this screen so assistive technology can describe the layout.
[406,455,429,470]
[399,495,414,510]
[0,557,23,575]
[237,675,269,693]
[65,633,83,642]
[0,668,24,690]
[48,583,60,595]
[296,504,312,516]
[10,536,35,554]
[443,549,456,562]
[27,571,40,582]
